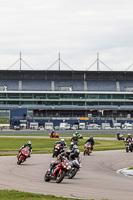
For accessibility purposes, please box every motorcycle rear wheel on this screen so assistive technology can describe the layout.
[56,170,65,183]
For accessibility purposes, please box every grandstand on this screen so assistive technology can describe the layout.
[0,69,133,123]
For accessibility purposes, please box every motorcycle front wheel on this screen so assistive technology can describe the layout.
[44,171,50,182]
[17,157,24,165]
[52,150,58,157]
[56,170,65,183]
[83,150,86,155]
[126,147,129,153]
[68,168,78,179]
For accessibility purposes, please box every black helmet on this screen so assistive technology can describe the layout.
[74,149,80,156]
[90,136,93,139]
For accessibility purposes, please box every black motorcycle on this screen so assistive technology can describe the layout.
[116,132,124,141]
[67,157,81,179]
[125,140,133,153]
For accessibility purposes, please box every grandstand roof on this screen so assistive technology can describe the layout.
[1,70,133,80]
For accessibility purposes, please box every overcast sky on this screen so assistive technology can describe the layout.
[0,0,133,71]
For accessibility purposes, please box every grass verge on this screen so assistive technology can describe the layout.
[0,137,125,156]
[0,190,89,200]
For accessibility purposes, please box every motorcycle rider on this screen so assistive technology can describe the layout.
[55,138,67,149]
[116,132,124,140]
[69,149,80,161]
[85,136,95,152]
[18,141,32,157]
[75,131,79,137]
[126,134,133,142]
[70,141,74,150]
[51,130,55,138]
[70,135,79,145]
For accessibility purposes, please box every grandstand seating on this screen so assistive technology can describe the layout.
[0,79,120,91]
[22,80,51,91]
[2,78,133,93]
[87,80,117,91]
[119,81,133,91]
[0,80,19,90]
[54,80,84,91]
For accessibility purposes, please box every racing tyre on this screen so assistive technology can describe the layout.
[126,147,129,153]
[44,171,50,182]
[83,150,86,156]
[17,157,24,165]
[56,170,65,183]
[68,168,78,179]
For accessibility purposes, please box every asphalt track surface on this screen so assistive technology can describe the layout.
[0,150,133,200]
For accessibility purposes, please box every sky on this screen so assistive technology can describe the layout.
[0,0,133,71]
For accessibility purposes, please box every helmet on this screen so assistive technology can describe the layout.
[75,131,79,135]
[73,144,78,150]
[128,134,131,137]
[65,149,71,155]
[90,136,93,139]
[74,149,80,156]
[70,142,74,147]
[27,141,31,146]
[61,138,65,143]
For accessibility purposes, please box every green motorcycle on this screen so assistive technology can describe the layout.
[73,132,83,139]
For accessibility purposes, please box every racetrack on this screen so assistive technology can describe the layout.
[0,150,133,200]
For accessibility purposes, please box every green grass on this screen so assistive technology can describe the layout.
[0,118,10,124]
[0,137,126,156]
[0,190,88,200]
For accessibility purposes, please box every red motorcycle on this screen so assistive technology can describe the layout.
[44,157,71,183]
[17,147,30,165]
[52,143,64,157]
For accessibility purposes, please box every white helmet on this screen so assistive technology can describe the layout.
[27,141,31,145]
[61,139,65,143]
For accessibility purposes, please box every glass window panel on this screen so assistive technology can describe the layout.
[73,94,85,99]
[47,94,59,99]
[112,94,124,99]
[34,94,46,99]
[60,94,72,99]
[86,94,98,99]
[0,93,6,98]
[8,93,19,99]
[21,94,33,99]
[125,94,133,100]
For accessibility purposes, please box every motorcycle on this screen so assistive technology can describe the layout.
[83,142,92,155]
[52,143,64,157]
[125,140,133,152]
[116,133,124,141]
[49,132,59,138]
[73,133,83,139]
[67,157,81,179]
[17,147,30,165]
[44,157,71,183]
